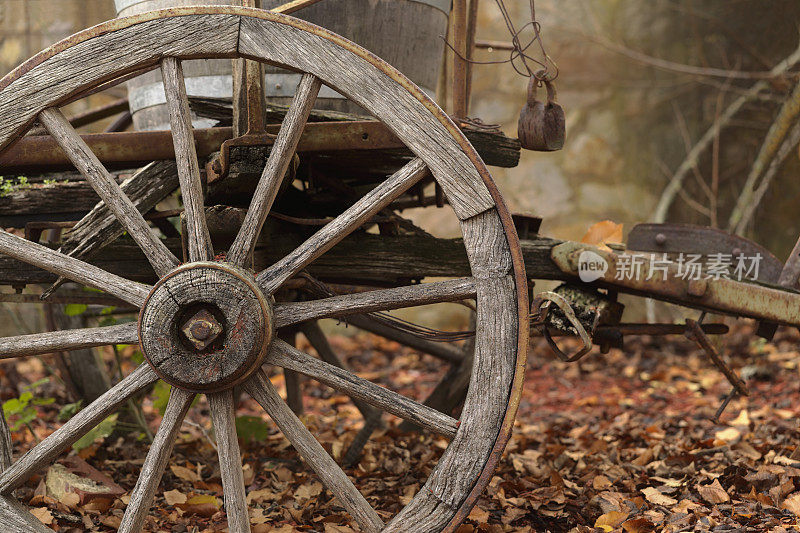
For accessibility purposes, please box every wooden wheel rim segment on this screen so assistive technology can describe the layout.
[0,7,529,532]
[138,262,274,393]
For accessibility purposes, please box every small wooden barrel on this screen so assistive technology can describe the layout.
[116,0,450,127]
[114,0,238,131]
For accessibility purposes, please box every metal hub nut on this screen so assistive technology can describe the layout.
[181,308,223,351]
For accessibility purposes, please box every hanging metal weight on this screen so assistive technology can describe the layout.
[518,76,565,151]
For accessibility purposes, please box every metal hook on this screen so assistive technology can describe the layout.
[532,291,593,362]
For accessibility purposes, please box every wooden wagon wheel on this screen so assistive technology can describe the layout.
[0,7,528,532]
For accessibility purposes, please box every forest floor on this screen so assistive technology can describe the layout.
[2,319,800,532]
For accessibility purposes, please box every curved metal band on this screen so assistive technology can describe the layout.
[116,0,452,15]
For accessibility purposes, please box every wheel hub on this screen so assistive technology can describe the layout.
[138,262,273,392]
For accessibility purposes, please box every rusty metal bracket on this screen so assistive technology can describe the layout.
[685,318,748,397]
[551,241,800,327]
[531,291,592,362]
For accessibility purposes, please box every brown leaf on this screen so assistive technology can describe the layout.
[581,220,623,249]
[697,479,730,504]
[641,487,677,506]
[468,505,490,523]
[622,517,656,533]
[595,510,629,529]
[30,507,53,525]
[782,492,800,516]
[170,464,200,483]
[164,489,187,506]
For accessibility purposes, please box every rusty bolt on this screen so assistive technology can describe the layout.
[655,233,667,246]
[181,308,223,351]
[687,278,708,298]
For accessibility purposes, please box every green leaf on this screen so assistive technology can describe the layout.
[64,304,87,316]
[25,378,49,391]
[72,414,118,451]
[130,350,145,365]
[32,396,55,406]
[153,381,172,416]
[58,401,83,422]
[3,398,26,417]
[235,416,270,443]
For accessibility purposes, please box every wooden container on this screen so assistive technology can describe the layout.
[116,0,450,128]
[259,0,450,114]
[114,0,238,131]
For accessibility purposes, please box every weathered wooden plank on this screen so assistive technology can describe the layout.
[244,370,384,533]
[0,364,158,493]
[0,181,99,222]
[239,15,495,219]
[207,391,249,533]
[0,230,150,307]
[0,494,53,533]
[0,14,241,153]
[273,278,477,328]
[0,322,138,359]
[0,234,564,287]
[264,340,458,438]
[162,57,214,262]
[45,160,179,296]
[38,107,179,277]
[119,387,193,533]
[227,74,321,266]
[257,158,430,292]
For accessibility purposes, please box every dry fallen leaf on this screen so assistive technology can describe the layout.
[697,479,730,504]
[295,481,323,500]
[170,464,201,483]
[714,426,741,444]
[782,492,800,516]
[164,489,187,506]
[30,507,53,525]
[595,510,629,530]
[59,492,80,508]
[642,486,677,506]
[622,516,656,533]
[581,220,623,249]
[468,505,490,523]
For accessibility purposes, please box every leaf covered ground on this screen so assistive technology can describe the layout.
[2,321,800,532]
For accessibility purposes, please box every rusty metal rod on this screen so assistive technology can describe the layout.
[28,98,129,136]
[0,121,406,171]
[685,318,748,396]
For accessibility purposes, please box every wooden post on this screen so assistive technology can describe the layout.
[451,0,468,118]
[465,0,479,115]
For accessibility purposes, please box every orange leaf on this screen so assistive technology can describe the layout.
[581,220,623,249]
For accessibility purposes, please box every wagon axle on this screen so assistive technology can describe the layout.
[180,306,224,350]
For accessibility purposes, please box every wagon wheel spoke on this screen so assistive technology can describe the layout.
[227,74,322,267]
[161,57,213,262]
[265,340,458,438]
[38,107,180,277]
[0,322,138,359]
[244,369,384,533]
[273,277,477,328]
[0,364,158,493]
[119,387,194,533]
[207,390,250,533]
[256,158,430,293]
[0,230,150,307]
